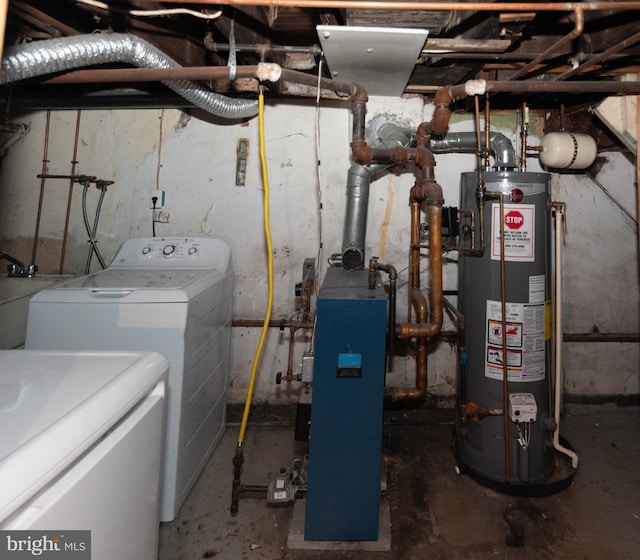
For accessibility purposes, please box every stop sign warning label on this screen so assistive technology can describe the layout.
[505,210,524,229]
[491,204,535,262]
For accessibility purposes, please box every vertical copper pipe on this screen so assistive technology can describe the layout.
[59,110,81,274]
[474,96,482,154]
[484,96,491,168]
[520,102,529,170]
[494,192,511,483]
[32,110,51,266]
[425,203,443,332]
[285,324,297,382]
[408,200,421,323]
[0,0,7,63]
[391,200,443,401]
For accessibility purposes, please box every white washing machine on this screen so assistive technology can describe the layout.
[0,350,168,560]
[25,236,234,521]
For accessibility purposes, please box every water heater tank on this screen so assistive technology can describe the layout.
[455,170,555,490]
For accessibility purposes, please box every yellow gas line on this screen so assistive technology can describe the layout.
[237,91,274,445]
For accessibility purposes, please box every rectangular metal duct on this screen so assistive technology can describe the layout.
[317,25,428,97]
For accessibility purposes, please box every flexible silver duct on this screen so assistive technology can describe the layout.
[0,33,258,119]
[429,131,517,168]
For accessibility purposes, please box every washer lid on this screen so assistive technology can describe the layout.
[52,268,212,290]
[28,267,229,304]
[0,350,168,522]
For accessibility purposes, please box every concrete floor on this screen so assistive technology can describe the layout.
[158,404,640,560]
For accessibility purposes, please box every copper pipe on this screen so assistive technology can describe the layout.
[554,29,640,81]
[520,102,529,170]
[407,201,421,324]
[59,110,81,275]
[10,1,79,38]
[431,80,640,117]
[486,191,511,484]
[0,0,8,63]
[509,7,584,80]
[486,80,640,94]
[474,96,482,158]
[42,64,358,98]
[37,174,97,181]
[232,318,314,329]
[161,1,640,13]
[563,332,640,343]
[285,323,297,382]
[397,203,444,340]
[42,65,262,84]
[32,110,51,267]
[484,96,491,168]
[390,182,444,402]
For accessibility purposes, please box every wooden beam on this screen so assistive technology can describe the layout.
[422,38,511,54]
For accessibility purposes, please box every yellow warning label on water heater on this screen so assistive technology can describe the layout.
[545,300,552,340]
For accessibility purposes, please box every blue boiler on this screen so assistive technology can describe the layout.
[304,267,388,541]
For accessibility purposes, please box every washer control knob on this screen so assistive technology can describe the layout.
[163,244,176,256]
[142,247,152,255]
[188,247,198,255]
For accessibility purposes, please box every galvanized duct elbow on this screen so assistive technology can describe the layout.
[0,33,258,120]
[342,121,414,270]
[429,131,517,168]
[342,162,387,270]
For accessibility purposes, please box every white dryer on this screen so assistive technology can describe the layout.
[25,237,234,521]
[0,350,168,560]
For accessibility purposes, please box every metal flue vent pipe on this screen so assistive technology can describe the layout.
[0,33,259,119]
[341,121,413,270]
[429,131,517,168]
[341,162,387,270]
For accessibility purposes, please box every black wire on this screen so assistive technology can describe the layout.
[81,183,93,274]
[152,197,158,237]
[82,183,108,274]
[91,189,107,268]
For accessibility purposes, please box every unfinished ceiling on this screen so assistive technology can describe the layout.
[2,1,640,114]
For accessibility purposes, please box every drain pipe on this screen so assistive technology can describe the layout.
[0,33,261,119]
[552,203,579,469]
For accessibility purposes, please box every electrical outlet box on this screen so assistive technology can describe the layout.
[150,190,166,209]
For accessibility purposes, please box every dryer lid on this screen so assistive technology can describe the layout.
[0,350,168,522]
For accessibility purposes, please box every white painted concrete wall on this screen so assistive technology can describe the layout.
[0,96,637,402]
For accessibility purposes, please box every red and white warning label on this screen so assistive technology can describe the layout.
[485,299,545,382]
[491,203,535,262]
